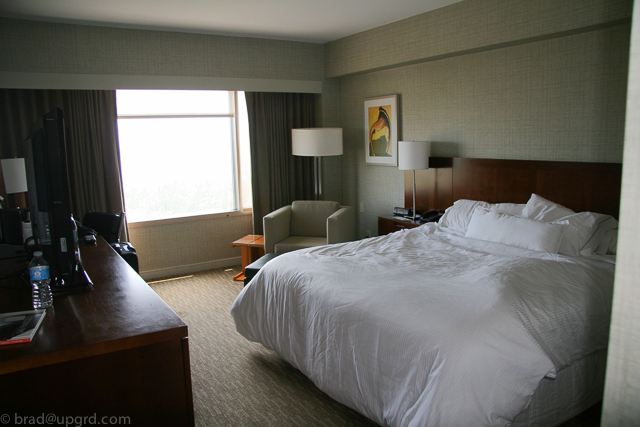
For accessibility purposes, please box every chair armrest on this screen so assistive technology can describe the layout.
[327,206,355,245]
[263,205,292,253]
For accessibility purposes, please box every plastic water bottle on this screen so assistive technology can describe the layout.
[29,251,53,309]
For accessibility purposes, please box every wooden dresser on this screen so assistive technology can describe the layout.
[0,238,194,426]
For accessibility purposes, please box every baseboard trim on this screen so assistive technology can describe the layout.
[140,257,241,281]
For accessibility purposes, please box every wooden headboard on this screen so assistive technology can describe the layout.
[405,158,623,218]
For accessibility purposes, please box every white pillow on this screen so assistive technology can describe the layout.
[553,212,603,256]
[579,216,618,255]
[438,199,491,232]
[491,203,526,216]
[522,194,618,256]
[522,193,575,222]
[465,208,567,253]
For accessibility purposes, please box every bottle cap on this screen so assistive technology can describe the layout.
[34,251,43,257]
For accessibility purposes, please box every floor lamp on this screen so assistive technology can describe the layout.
[292,128,343,200]
[398,141,431,221]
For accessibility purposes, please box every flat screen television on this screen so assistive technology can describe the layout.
[23,108,91,291]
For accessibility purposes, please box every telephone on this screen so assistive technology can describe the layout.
[419,210,443,223]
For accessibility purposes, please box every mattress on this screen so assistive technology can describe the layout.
[231,223,614,427]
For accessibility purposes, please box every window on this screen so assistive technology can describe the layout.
[115,90,252,223]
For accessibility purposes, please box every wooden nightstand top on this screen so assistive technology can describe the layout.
[232,234,264,247]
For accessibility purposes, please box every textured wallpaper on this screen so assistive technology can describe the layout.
[325,0,633,78]
[331,3,631,238]
[0,18,324,82]
[128,213,253,279]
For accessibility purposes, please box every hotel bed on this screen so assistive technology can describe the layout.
[231,158,621,427]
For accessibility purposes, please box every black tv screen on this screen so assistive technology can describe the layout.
[24,108,90,290]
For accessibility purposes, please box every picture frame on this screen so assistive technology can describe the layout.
[364,95,398,166]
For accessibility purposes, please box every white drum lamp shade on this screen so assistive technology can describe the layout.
[398,141,430,171]
[398,141,431,221]
[292,128,343,200]
[292,128,343,157]
[1,158,28,194]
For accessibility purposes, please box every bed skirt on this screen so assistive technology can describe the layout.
[512,350,606,427]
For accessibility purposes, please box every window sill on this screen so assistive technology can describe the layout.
[127,209,252,229]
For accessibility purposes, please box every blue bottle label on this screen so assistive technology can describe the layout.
[30,267,50,281]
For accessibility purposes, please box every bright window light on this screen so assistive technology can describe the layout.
[116,90,252,223]
[116,90,232,116]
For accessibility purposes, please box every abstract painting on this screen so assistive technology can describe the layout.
[365,95,398,166]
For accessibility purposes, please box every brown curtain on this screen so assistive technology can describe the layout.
[245,92,316,234]
[0,89,127,238]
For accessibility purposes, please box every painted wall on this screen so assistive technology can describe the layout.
[129,213,254,279]
[602,2,640,425]
[0,18,324,85]
[0,17,328,278]
[325,0,632,238]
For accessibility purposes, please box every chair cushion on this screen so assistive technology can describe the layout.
[290,201,340,237]
[274,236,327,254]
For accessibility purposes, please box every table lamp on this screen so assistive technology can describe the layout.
[1,158,28,209]
[398,141,430,221]
[292,128,343,200]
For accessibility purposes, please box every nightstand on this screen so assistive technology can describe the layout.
[378,216,422,236]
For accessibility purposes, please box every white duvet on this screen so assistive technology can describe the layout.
[231,224,614,427]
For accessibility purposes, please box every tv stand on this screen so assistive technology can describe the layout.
[50,261,93,292]
[0,237,194,426]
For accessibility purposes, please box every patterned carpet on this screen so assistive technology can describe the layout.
[148,267,601,427]
[149,267,378,427]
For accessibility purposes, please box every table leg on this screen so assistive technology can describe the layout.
[233,246,265,281]
[233,246,252,281]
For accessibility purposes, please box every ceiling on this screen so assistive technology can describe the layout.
[0,0,463,43]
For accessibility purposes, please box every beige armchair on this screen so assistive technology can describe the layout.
[263,200,355,254]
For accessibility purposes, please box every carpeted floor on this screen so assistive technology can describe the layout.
[149,266,378,427]
[148,267,601,427]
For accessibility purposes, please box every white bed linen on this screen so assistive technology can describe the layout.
[512,350,607,427]
[231,224,614,427]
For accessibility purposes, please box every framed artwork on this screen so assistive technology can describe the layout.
[364,95,398,166]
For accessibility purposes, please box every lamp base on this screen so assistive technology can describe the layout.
[314,156,323,201]
[412,169,417,222]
